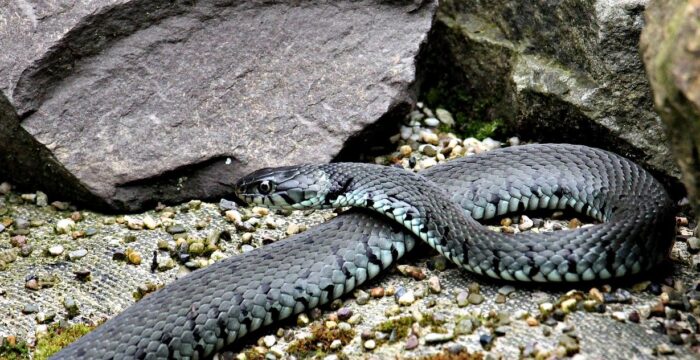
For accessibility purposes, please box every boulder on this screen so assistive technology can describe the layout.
[417,0,681,193]
[0,0,436,211]
[641,0,700,227]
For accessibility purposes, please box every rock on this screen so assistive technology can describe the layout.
[425,332,454,343]
[363,339,376,350]
[68,249,88,261]
[0,1,436,212]
[428,276,441,293]
[55,219,76,234]
[405,334,419,350]
[419,0,680,189]
[435,108,454,126]
[688,237,700,253]
[48,245,64,256]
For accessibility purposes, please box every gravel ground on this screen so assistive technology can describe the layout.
[1,105,699,359]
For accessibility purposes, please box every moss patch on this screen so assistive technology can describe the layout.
[33,323,95,360]
[375,316,414,340]
[413,348,485,360]
[287,323,354,358]
[423,83,503,140]
[0,336,30,360]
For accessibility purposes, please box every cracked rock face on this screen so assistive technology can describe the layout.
[641,0,700,232]
[0,0,435,211]
[418,0,680,192]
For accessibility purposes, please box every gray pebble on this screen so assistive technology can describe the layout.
[14,218,30,230]
[425,332,454,343]
[241,245,255,253]
[688,237,700,253]
[456,291,469,307]
[219,199,238,211]
[498,285,515,296]
[22,303,39,314]
[435,108,455,126]
[36,192,48,207]
[166,225,186,234]
[355,290,370,305]
[68,249,88,261]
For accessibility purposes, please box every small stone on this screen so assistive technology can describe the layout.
[25,278,39,290]
[22,303,39,314]
[468,293,484,305]
[0,182,11,194]
[568,218,582,229]
[363,339,376,350]
[55,219,76,234]
[70,211,82,222]
[127,249,142,265]
[296,314,309,326]
[351,290,370,305]
[494,326,508,336]
[51,201,70,210]
[611,312,626,322]
[252,207,269,217]
[36,311,56,324]
[421,131,439,145]
[286,223,306,235]
[21,193,36,203]
[526,317,540,326]
[143,215,158,230]
[481,138,501,150]
[456,291,469,307]
[435,108,454,126]
[561,298,578,313]
[67,249,87,261]
[125,216,144,230]
[263,335,276,347]
[241,245,254,253]
[398,290,416,306]
[428,276,441,293]
[655,343,674,355]
[347,314,362,325]
[519,215,534,231]
[189,242,205,256]
[330,339,343,351]
[479,334,493,348]
[424,117,440,127]
[588,288,604,303]
[425,332,454,343]
[498,285,515,296]
[405,334,419,350]
[331,307,350,320]
[63,297,80,317]
[558,334,580,355]
[166,225,186,234]
[369,287,384,298]
[397,264,426,280]
[628,311,640,323]
[419,144,438,157]
[48,245,64,256]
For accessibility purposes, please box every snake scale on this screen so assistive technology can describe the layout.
[52,144,675,359]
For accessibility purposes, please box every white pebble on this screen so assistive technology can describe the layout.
[55,219,76,234]
[48,245,64,256]
[424,117,440,127]
[398,290,416,306]
[263,335,276,347]
[420,131,439,145]
[518,215,534,231]
[400,126,413,140]
[482,137,502,150]
[363,339,376,350]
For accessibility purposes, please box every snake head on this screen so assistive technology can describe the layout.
[234,165,332,209]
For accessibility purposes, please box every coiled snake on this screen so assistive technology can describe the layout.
[52,144,675,359]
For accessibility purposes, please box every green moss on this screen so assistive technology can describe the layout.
[0,337,30,360]
[33,323,95,360]
[287,323,354,358]
[423,83,504,140]
[374,316,414,340]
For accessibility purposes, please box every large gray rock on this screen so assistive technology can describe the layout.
[641,0,700,229]
[0,0,436,211]
[417,0,681,193]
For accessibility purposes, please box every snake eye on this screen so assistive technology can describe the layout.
[258,180,274,195]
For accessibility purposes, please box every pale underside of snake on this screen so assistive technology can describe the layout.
[52,144,676,359]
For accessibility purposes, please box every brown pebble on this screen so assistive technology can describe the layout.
[500,218,512,227]
[568,218,582,229]
[588,288,604,303]
[397,265,426,280]
[526,317,540,326]
[495,294,507,304]
[676,217,689,226]
[385,286,396,296]
[649,302,666,318]
[25,279,39,290]
[70,211,82,222]
[370,287,385,298]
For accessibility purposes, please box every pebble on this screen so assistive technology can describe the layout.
[456,318,475,335]
[398,290,416,306]
[330,339,343,351]
[286,223,306,235]
[655,343,674,355]
[337,307,352,321]
[126,216,144,230]
[143,215,158,229]
[397,265,425,280]
[218,198,238,211]
[560,298,578,313]
[683,236,700,252]
[419,144,438,157]
[241,233,253,244]
[424,117,440,127]
[425,332,454,343]
[518,215,534,231]
[166,225,186,234]
[68,249,88,261]
[611,312,626,322]
[263,335,276,347]
[498,285,515,296]
[479,334,494,348]
[296,313,309,326]
[363,339,376,350]
[241,245,255,253]
[468,293,484,305]
[405,334,419,350]
[22,303,39,314]
[48,245,65,256]
[428,276,441,293]
[55,219,76,234]
[435,108,455,126]
[369,287,384,298]
[456,291,469,307]
[481,138,501,150]
[356,290,371,304]
[421,132,439,145]
[0,182,11,194]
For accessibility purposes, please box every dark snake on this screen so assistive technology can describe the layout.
[52,144,676,359]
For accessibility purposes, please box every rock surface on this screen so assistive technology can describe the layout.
[641,0,700,231]
[0,0,436,211]
[417,0,680,191]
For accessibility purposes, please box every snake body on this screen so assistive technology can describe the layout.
[52,144,675,359]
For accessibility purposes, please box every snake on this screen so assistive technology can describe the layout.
[52,143,676,359]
